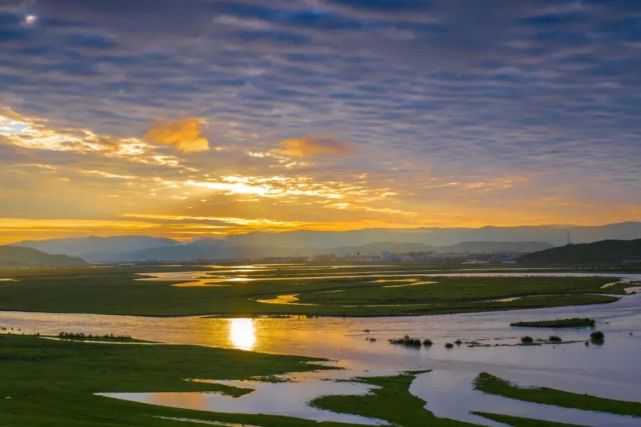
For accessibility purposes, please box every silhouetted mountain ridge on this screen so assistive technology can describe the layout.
[16,236,178,258]
[519,239,641,266]
[0,246,87,268]
[13,222,641,263]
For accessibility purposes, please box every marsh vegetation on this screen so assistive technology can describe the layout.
[520,336,534,344]
[0,266,624,317]
[389,335,423,347]
[474,372,641,417]
[590,330,605,344]
[0,334,336,427]
[511,318,596,328]
[58,332,134,341]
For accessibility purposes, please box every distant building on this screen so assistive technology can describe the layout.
[311,253,337,263]
[462,259,490,265]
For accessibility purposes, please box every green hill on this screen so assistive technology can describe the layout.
[518,239,641,266]
[0,246,87,268]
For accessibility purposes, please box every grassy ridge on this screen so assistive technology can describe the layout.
[0,266,624,316]
[519,239,641,266]
[474,372,641,417]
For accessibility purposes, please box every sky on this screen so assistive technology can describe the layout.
[1,0,640,243]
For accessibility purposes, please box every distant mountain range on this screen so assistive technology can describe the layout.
[0,246,87,268]
[519,239,641,266]
[12,221,641,264]
[80,240,551,263]
[16,236,177,260]
[215,222,641,248]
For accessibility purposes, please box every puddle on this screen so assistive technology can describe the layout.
[493,297,521,303]
[383,280,437,288]
[137,272,230,287]
[256,294,317,306]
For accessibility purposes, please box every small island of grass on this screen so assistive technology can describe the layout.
[389,335,423,347]
[590,330,605,344]
[510,317,596,328]
[520,336,534,345]
[474,372,641,417]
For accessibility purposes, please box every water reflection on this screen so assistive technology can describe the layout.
[151,391,206,409]
[101,371,386,425]
[228,318,256,351]
[3,271,641,425]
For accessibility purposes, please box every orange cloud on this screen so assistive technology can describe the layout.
[0,108,182,167]
[145,118,209,152]
[278,136,353,157]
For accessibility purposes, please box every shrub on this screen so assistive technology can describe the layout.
[445,342,454,349]
[423,339,433,347]
[590,331,604,344]
[521,336,534,344]
[389,335,422,347]
[58,331,132,341]
[548,335,562,343]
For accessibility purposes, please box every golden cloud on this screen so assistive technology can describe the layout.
[144,118,209,153]
[0,108,182,167]
[278,136,353,157]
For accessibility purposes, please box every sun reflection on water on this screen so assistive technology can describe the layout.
[228,318,256,351]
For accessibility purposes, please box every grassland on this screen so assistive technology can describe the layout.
[0,265,626,316]
[510,317,596,328]
[0,334,352,427]
[474,372,641,417]
[2,334,627,426]
[0,334,489,427]
[472,412,583,426]
[312,372,472,426]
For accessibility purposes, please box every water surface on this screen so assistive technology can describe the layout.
[2,271,640,425]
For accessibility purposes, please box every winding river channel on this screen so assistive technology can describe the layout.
[1,271,640,426]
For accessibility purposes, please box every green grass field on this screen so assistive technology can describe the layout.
[0,334,347,426]
[312,372,471,426]
[3,335,578,427]
[0,265,626,316]
[0,335,486,426]
[472,411,583,426]
[474,372,641,417]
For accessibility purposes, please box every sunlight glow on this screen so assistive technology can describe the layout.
[228,318,256,351]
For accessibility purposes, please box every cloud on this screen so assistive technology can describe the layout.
[144,118,209,153]
[278,136,353,157]
[0,107,182,167]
